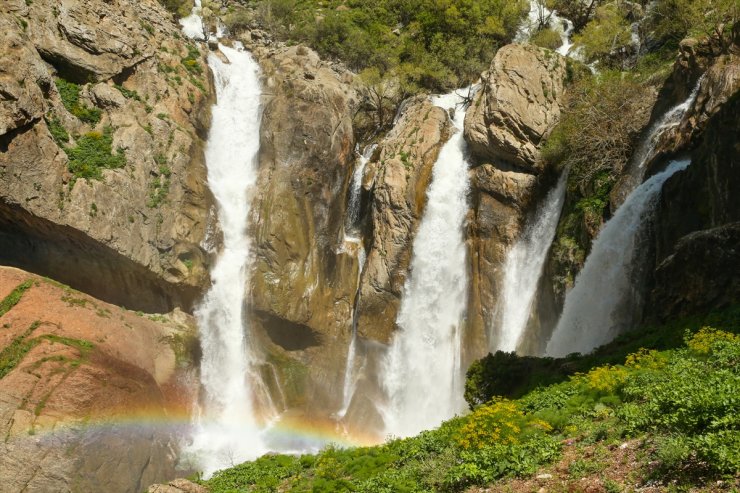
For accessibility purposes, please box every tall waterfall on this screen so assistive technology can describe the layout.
[185,44,265,477]
[546,158,691,357]
[338,145,376,418]
[380,91,471,438]
[494,173,567,352]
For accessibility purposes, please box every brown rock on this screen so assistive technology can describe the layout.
[356,96,450,344]
[464,44,567,172]
[0,266,199,493]
[246,43,359,415]
[0,0,214,313]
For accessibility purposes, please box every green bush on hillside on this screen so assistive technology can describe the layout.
[65,127,126,181]
[249,0,528,92]
[54,78,102,125]
[204,314,740,491]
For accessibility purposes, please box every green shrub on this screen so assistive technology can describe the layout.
[114,84,141,101]
[530,28,562,50]
[45,114,70,145]
[65,127,126,180]
[181,45,203,75]
[0,321,41,379]
[55,78,102,125]
[158,0,193,18]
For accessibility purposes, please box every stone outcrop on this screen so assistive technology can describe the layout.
[463,44,567,354]
[650,90,739,320]
[242,42,359,413]
[0,0,214,313]
[0,266,198,492]
[356,97,450,344]
[464,44,567,172]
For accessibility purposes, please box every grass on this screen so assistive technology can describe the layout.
[65,127,126,181]
[0,321,41,379]
[465,304,740,406]
[55,78,102,125]
[0,280,33,318]
[203,306,740,492]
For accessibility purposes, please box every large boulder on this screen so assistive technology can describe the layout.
[0,0,214,313]
[464,44,567,172]
[462,44,567,354]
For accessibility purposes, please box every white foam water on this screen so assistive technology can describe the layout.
[494,172,567,352]
[185,43,266,478]
[546,159,691,357]
[379,89,471,438]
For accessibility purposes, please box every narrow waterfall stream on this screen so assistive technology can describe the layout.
[380,91,471,438]
[185,44,266,477]
[338,145,376,418]
[494,173,567,352]
[546,158,691,357]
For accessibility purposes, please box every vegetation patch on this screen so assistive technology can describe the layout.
[203,306,740,491]
[45,114,70,145]
[0,321,41,379]
[54,78,102,125]
[65,127,126,181]
[0,279,33,318]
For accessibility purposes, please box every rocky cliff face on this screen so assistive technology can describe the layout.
[650,90,739,320]
[0,0,214,313]
[0,266,198,492]
[356,97,450,344]
[239,40,359,413]
[464,44,567,354]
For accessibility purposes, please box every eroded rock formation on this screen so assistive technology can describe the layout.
[0,0,214,312]
[464,44,568,353]
[0,266,198,492]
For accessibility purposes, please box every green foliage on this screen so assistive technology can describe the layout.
[572,3,633,67]
[181,45,203,75]
[65,127,126,181]
[54,78,102,125]
[0,321,41,379]
[147,165,171,208]
[648,0,737,50]
[158,0,193,18]
[114,84,142,101]
[0,280,33,318]
[45,114,70,145]
[530,27,562,50]
[252,0,528,91]
[465,305,740,406]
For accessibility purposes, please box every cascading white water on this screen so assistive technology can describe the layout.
[380,90,471,438]
[494,172,567,352]
[180,0,206,40]
[185,43,266,477]
[632,76,704,172]
[346,144,376,231]
[546,158,691,357]
[516,0,574,55]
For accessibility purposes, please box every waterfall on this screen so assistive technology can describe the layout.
[516,0,574,55]
[494,172,567,352]
[337,145,375,418]
[379,90,471,438]
[180,0,206,40]
[346,144,376,233]
[546,158,691,357]
[185,43,266,477]
[632,76,704,173]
